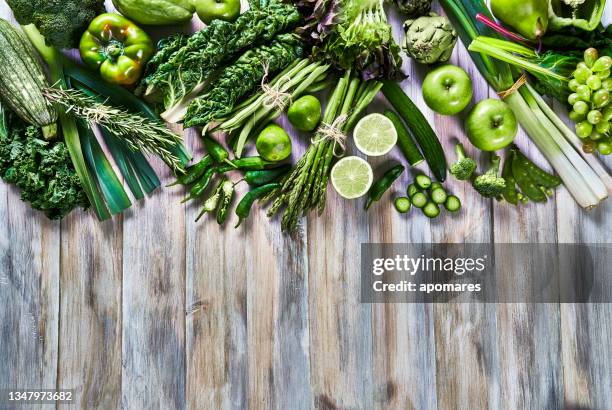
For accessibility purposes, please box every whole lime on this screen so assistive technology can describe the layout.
[288,95,322,132]
[256,124,292,162]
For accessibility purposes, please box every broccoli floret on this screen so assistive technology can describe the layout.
[473,155,506,198]
[6,0,105,50]
[450,143,477,181]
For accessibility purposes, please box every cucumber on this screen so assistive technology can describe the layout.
[0,19,57,138]
[382,81,447,181]
[384,109,424,166]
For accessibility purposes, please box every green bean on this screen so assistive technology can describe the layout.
[365,165,405,210]
[217,180,235,225]
[511,149,547,202]
[501,151,519,205]
[167,155,214,187]
[195,179,225,222]
[235,183,281,228]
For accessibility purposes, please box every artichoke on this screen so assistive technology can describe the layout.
[402,13,458,65]
[389,0,432,18]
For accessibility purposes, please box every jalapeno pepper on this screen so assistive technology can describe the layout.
[182,167,216,203]
[235,183,281,228]
[365,165,405,210]
[244,164,291,186]
[79,13,154,85]
[168,155,213,187]
[203,134,235,167]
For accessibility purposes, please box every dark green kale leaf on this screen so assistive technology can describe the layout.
[0,113,89,219]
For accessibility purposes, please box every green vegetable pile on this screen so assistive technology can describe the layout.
[6,0,105,49]
[0,105,88,219]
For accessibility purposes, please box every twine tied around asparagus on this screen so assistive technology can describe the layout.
[498,73,527,99]
[261,62,292,111]
[311,114,348,157]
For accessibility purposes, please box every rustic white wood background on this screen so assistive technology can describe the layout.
[1,1,610,409]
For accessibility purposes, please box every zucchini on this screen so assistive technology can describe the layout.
[382,81,447,181]
[0,19,57,139]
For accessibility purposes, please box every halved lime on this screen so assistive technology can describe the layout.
[354,113,398,156]
[331,156,374,199]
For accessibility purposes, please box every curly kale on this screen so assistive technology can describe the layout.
[6,0,105,49]
[0,110,88,219]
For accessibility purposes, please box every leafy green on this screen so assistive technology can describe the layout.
[6,0,105,49]
[142,1,302,111]
[0,106,88,219]
[181,34,304,127]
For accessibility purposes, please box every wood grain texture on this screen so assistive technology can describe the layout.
[0,2,611,410]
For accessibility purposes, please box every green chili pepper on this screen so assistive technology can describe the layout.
[501,151,519,205]
[182,167,216,203]
[365,165,405,210]
[511,149,547,202]
[231,156,276,171]
[168,155,214,187]
[513,148,562,189]
[195,179,226,222]
[235,183,281,228]
[244,164,291,186]
[203,134,235,167]
[217,180,236,225]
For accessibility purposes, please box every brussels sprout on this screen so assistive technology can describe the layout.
[402,13,458,65]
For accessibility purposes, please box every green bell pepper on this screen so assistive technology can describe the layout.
[548,0,606,32]
[79,13,154,86]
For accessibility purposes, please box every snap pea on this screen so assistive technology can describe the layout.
[235,183,281,228]
[511,150,547,202]
[203,134,235,167]
[244,164,291,187]
[217,180,235,225]
[167,155,214,187]
[514,149,561,189]
[195,179,226,222]
[365,165,405,210]
[501,151,519,205]
[182,167,216,203]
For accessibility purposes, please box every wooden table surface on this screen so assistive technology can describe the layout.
[1,1,611,409]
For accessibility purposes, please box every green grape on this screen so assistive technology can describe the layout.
[569,79,580,91]
[576,121,593,138]
[582,139,597,153]
[574,66,591,84]
[603,78,612,91]
[595,121,610,134]
[603,106,612,121]
[597,140,612,155]
[568,93,580,105]
[576,85,591,101]
[587,75,602,90]
[592,89,610,108]
[569,110,585,122]
[592,56,612,72]
[596,69,610,80]
[591,131,605,140]
[573,100,589,115]
[588,110,603,125]
[584,48,598,68]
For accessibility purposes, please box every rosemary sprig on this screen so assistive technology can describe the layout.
[43,88,185,173]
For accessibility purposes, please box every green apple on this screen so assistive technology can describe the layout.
[422,65,473,116]
[466,99,518,151]
[195,0,241,25]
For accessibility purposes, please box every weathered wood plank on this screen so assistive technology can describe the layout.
[431,41,501,410]
[0,5,60,410]
[56,211,122,409]
[121,156,186,409]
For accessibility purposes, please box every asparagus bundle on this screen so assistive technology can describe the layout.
[266,70,383,231]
